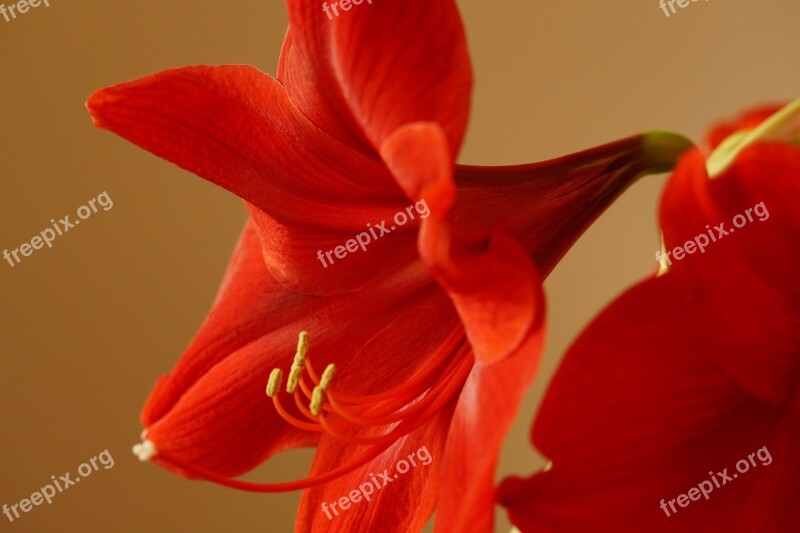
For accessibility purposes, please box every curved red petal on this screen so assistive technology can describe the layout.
[280,0,472,155]
[142,219,320,476]
[499,141,800,531]
[295,401,455,532]
[659,145,800,403]
[87,65,398,208]
[147,328,321,478]
[87,65,425,295]
[144,232,462,477]
[452,132,693,276]
[381,122,543,363]
[435,326,545,533]
[141,218,305,427]
[294,288,469,530]
[245,200,421,297]
[498,277,800,532]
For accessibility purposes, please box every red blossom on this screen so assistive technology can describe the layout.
[86,1,691,530]
[498,104,800,532]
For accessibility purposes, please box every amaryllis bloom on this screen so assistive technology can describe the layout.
[498,101,800,532]
[87,1,689,530]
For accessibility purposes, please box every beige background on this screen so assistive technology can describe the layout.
[1,1,798,531]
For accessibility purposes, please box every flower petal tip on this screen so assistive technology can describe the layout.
[85,88,114,129]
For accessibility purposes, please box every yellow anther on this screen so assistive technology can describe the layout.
[286,331,310,394]
[310,386,325,416]
[295,331,310,363]
[319,364,336,390]
[309,365,335,416]
[266,368,283,397]
[287,366,303,394]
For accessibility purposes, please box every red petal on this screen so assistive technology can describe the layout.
[280,0,472,155]
[142,219,304,427]
[147,286,457,477]
[142,220,318,476]
[452,132,693,276]
[296,403,455,532]
[435,327,545,533]
[659,146,800,403]
[498,277,800,532]
[381,123,544,363]
[244,200,421,297]
[87,65,425,295]
[498,142,800,531]
[294,288,470,531]
[144,219,463,477]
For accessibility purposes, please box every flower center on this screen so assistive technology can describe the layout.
[266,330,471,449]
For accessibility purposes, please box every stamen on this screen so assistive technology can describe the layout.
[286,331,310,393]
[154,351,473,494]
[266,330,471,462]
[288,329,468,434]
[209,331,475,493]
[310,387,325,416]
[299,376,315,400]
[319,364,336,389]
[325,354,464,426]
[309,363,336,416]
[272,395,323,432]
[293,389,318,420]
[317,354,473,446]
[323,328,461,405]
[266,369,283,397]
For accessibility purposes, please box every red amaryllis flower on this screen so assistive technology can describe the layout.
[498,101,800,532]
[86,1,690,530]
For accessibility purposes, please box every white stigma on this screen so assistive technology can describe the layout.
[132,440,157,462]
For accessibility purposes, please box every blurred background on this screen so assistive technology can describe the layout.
[1,0,798,531]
